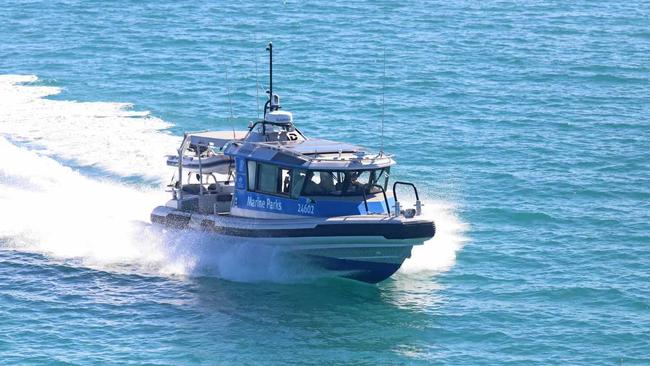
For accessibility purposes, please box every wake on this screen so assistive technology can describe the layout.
[0,75,467,282]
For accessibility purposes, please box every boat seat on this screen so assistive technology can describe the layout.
[216,193,232,202]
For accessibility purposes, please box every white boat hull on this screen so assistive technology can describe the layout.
[150,206,435,283]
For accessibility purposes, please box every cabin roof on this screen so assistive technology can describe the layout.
[226,138,394,170]
[262,138,362,155]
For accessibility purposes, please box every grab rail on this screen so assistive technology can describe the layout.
[361,188,370,214]
[392,181,422,216]
[360,185,391,216]
[392,181,420,202]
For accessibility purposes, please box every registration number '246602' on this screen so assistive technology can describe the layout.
[297,203,315,215]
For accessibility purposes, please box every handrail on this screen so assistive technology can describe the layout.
[392,181,420,203]
[309,154,394,163]
[360,188,370,214]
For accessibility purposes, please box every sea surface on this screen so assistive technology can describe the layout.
[1,1,649,365]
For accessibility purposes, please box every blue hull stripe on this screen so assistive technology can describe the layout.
[307,255,403,283]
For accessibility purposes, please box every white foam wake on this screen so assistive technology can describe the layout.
[0,135,166,269]
[0,74,468,282]
[399,200,469,274]
[0,75,178,183]
[0,136,316,281]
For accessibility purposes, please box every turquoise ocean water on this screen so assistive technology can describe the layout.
[1,1,649,364]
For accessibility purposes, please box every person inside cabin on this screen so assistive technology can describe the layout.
[345,171,366,194]
[303,171,323,195]
[283,174,291,194]
[318,172,336,194]
[337,172,350,192]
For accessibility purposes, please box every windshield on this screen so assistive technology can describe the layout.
[253,123,294,134]
[300,169,389,196]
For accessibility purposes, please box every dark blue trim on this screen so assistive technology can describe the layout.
[307,255,403,283]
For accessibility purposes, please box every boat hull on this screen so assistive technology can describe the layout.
[150,206,435,283]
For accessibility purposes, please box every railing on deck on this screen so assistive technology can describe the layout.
[392,181,422,217]
[392,181,420,203]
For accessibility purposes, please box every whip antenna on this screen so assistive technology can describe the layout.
[268,42,273,105]
[381,49,386,155]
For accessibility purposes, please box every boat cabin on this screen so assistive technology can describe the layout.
[224,126,395,218]
[167,114,397,219]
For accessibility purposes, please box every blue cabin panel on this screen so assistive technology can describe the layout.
[231,157,393,217]
[235,157,247,190]
[233,190,393,217]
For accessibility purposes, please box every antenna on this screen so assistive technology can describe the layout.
[266,42,274,111]
[381,49,386,154]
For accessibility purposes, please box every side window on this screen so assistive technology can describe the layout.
[279,168,292,195]
[291,170,306,198]
[247,161,257,190]
[258,163,278,193]
[247,162,300,198]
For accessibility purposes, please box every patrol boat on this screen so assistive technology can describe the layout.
[151,43,435,283]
